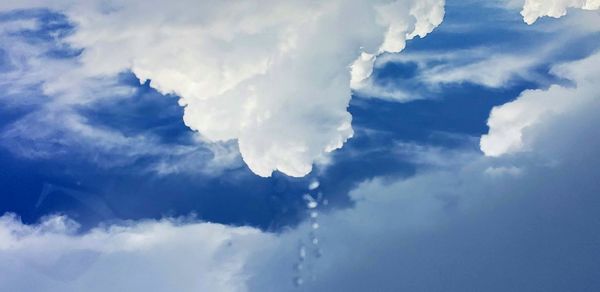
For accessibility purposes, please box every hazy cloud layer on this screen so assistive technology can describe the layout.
[0,214,273,292]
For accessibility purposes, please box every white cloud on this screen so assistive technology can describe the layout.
[353,0,600,102]
[0,0,445,177]
[522,0,600,24]
[350,52,377,89]
[423,53,539,88]
[0,214,273,292]
[480,51,600,157]
[350,0,445,89]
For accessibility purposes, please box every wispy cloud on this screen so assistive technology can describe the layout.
[0,11,241,177]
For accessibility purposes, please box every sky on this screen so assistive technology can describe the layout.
[0,0,600,291]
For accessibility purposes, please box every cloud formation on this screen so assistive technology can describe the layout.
[0,214,272,292]
[2,3,600,291]
[0,11,243,177]
[481,51,600,156]
[522,0,600,24]
[354,47,545,102]
[0,0,445,177]
[3,52,600,290]
[2,87,600,291]
[351,0,600,102]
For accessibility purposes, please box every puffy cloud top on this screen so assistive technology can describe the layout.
[521,0,600,24]
[0,0,445,177]
[481,51,600,157]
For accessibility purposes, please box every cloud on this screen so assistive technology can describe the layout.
[247,57,600,290]
[0,0,445,177]
[2,3,599,291]
[352,0,600,103]
[3,95,600,291]
[0,213,273,292]
[2,52,600,289]
[421,53,539,88]
[481,50,600,157]
[522,0,600,24]
[0,11,243,177]
[351,46,549,102]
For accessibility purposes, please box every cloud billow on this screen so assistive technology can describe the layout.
[481,44,600,157]
[521,0,600,24]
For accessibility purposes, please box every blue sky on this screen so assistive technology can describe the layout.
[1,0,600,291]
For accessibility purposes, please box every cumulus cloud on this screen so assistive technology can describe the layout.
[350,0,445,89]
[0,0,445,177]
[351,0,600,103]
[522,0,600,24]
[481,51,600,156]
